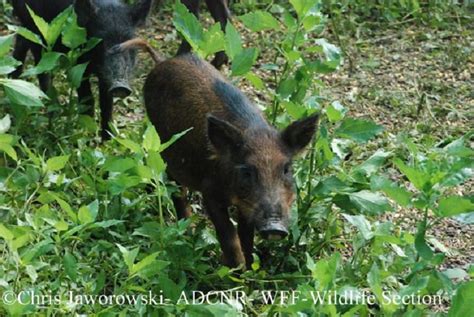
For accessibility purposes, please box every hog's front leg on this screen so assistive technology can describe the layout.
[204,196,245,268]
[238,214,255,269]
[98,79,114,140]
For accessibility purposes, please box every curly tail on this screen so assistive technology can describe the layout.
[109,38,164,64]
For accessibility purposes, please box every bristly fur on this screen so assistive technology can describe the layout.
[143,53,318,268]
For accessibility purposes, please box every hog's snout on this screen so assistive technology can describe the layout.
[258,221,289,240]
[109,82,132,98]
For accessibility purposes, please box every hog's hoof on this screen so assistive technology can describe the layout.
[220,253,246,270]
[211,52,229,70]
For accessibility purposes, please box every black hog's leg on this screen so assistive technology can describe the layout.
[11,36,29,79]
[78,78,95,117]
[177,0,201,56]
[31,45,51,92]
[205,0,230,68]
[172,186,193,219]
[238,214,255,269]
[203,195,245,268]
[98,79,113,140]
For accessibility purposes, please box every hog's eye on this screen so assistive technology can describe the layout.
[283,163,292,176]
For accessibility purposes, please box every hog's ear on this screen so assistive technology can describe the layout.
[74,0,98,24]
[281,114,319,156]
[130,0,153,27]
[207,115,243,154]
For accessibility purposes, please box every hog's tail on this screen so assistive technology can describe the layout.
[111,38,164,64]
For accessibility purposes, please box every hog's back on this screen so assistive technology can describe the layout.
[144,54,265,191]
[144,55,226,189]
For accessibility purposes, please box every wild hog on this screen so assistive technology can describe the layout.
[116,39,319,268]
[10,0,153,140]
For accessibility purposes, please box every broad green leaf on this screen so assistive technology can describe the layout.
[448,281,474,317]
[92,220,124,229]
[15,26,44,46]
[335,118,383,143]
[244,72,264,90]
[67,62,88,89]
[325,101,346,123]
[315,38,341,62]
[239,11,280,32]
[290,0,318,18]
[312,175,353,196]
[46,155,70,171]
[54,220,68,232]
[302,14,323,32]
[231,47,258,76]
[21,52,62,77]
[143,124,161,151]
[0,142,17,161]
[277,78,297,99]
[437,196,474,217]
[370,175,412,207]
[173,0,203,55]
[415,220,433,260]
[1,78,47,107]
[0,35,15,57]
[25,265,38,283]
[202,23,225,56]
[444,136,474,158]
[0,133,16,144]
[399,276,429,297]
[26,5,50,42]
[282,101,307,119]
[116,244,139,272]
[367,263,383,304]
[349,190,392,215]
[0,223,14,241]
[21,239,54,264]
[342,214,373,240]
[54,196,77,223]
[115,137,142,154]
[46,6,72,46]
[77,200,98,224]
[130,252,159,275]
[393,158,431,191]
[0,114,11,133]
[368,264,398,313]
[224,23,242,59]
[107,174,141,196]
[352,150,391,177]
[62,12,88,49]
[147,150,166,177]
[0,56,22,75]
[455,212,474,224]
[102,157,136,173]
[313,253,340,289]
[443,268,468,280]
[64,252,78,281]
[283,11,297,29]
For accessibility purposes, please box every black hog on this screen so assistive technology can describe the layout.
[178,0,230,69]
[119,39,318,268]
[10,0,153,140]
